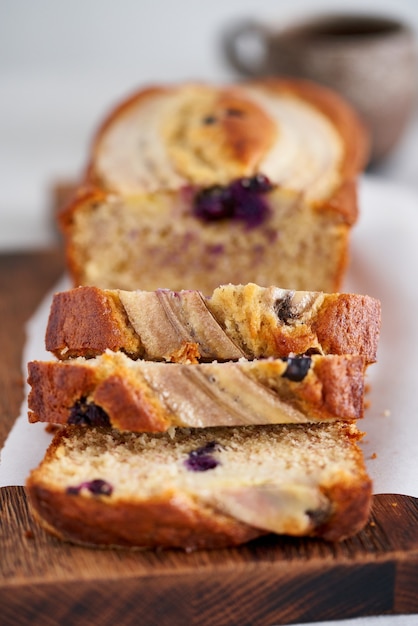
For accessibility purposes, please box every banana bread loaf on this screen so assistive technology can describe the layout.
[59,79,368,293]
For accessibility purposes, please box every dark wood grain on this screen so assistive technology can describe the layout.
[1,487,417,626]
[0,250,417,626]
[0,248,65,448]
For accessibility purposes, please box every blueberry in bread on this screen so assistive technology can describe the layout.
[25,421,372,549]
[27,351,366,432]
[45,283,381,364]
[59,79,368,293]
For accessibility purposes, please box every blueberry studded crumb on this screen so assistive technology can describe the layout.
[202,108,244,125]
[68,398,110,427]
[306,505,331,527]
[193,186,233,221]
[184,440,221,472]
[203,115,217,125]
[186,455,219,472]
[226,108,244,117]
[282,356,312,382]
[193,175,274,228]
[274,293,298,323]
[191,441,219,455]
[66,479,113,497]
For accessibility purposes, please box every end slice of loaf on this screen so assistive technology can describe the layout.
[45,283,381,363]
[27,351,366,432]
[26,421,372,549]
[58,79,368,293]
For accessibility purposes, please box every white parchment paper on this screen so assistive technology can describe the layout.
[1,176,418,496]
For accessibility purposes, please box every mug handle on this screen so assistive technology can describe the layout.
[222,19,270,76]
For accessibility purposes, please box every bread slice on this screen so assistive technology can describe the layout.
[25,421,372,549]
[28,351,366,432]
[59,79,368,293]
[45,283,381,364]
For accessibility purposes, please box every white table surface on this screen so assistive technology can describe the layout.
[1,2,417,624]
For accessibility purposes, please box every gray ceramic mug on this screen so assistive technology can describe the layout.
[223,13,418,164]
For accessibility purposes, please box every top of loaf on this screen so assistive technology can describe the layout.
[86,79,368,203]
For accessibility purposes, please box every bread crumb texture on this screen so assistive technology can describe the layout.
[36,422,364,500]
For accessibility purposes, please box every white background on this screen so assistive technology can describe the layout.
[1,0,418,249]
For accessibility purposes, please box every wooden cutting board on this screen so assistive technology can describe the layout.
[1,249,417,626]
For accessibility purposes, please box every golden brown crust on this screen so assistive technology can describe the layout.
[27,354,366,432]
[300,356,365,420]
[93,374,171,432]
[45,286,142,359]
[59,184,107,226]
[313,293,381,362]
[27,360,171,432]
[318,478,372,542]
[251,77,369,179]
[27,479,372,547]
[27,359,97,424]
[26,483,264,550]
[319,178,358,227]
[58,184,108,285]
